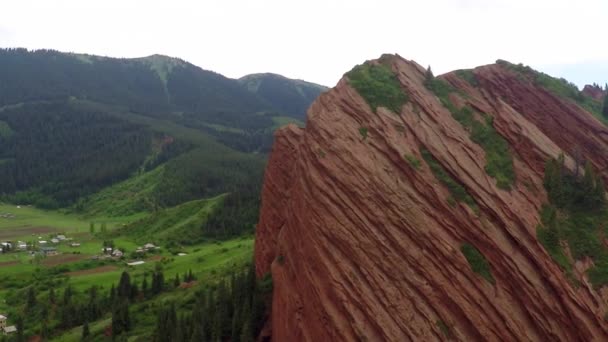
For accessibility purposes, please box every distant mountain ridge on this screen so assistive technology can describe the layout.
[239,72,327,118]
[0,48,322,211]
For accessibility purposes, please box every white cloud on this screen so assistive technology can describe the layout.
[0,0,606,87]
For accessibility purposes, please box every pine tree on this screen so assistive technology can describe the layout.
[142,275,149,298]
[602,84,608,118]
[424,65,434,89]
[26,286,37,310]
[118,271,131,298]
[89,222,95,234]
[82,321,90,341]
[16,316,24,342]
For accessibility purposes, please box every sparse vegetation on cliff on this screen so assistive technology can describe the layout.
[404,154,421,170]
[497,60,603,118]
[359,127,368,139]
[461,243,494,283]
[421,148,477,210]
[346,62,408,114]
[426,78,515,189]
[538,154,608,287]
[455,69,478,87]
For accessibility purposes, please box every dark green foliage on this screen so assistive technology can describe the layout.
[539,155,608,287]
[359,127,368,139]
[112,299,131,337]
[153,147,263,208]
[421,148,477,210]
[603,88,608,118]
[117,272,132,299]
[346,62,408,113]
[424,77,455,99]
[82,321,90,341]
[461,243,494,283]
[153,263,270,342]
[201,188,261,239]
[436,320,452,339]
[0,102,152,208]
[455,69,478,87]
[426,78,515,189]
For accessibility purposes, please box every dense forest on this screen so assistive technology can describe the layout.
[0,48,323,210]
[0,102,154,208]
[0,262,270,341]
[0,48,315,155]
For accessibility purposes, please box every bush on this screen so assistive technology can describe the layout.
[404,154,421,170]
[359,127,368,140]
[346,62,408,113]
[461,243,494,283]
[421,148,477,211]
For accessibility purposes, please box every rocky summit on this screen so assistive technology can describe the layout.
[255,54,608,341]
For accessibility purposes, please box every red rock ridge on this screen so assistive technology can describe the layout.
[255,55,608,341]
[582,84,606,101]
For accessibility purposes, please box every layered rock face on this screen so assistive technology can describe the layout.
[255,55,608,341]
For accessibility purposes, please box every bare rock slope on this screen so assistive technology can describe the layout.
[255,54,608,341]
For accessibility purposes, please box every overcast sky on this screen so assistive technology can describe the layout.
[1,0,606,88]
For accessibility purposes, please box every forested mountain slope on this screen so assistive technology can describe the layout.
[0,48,321,211]
[239,73,327,119]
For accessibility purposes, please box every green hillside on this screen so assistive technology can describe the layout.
[239,72,327,119]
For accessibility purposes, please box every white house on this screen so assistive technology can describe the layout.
[51,238,60,244]
[0,314,6,329]
[16,241,27,250]
[57,235,67,241]
[3,325,17,335]
[112,249,124,258]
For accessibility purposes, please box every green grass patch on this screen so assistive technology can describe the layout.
[455,69,478,87]
[404,154,421,170]
[421,148,477,211]
[461,243,494,283]
[0,120,13,138]
[436,320,452,339]
[426,78,515,189]
[359,127,368,140]
[346,62,408,113]
[115,196,225,246]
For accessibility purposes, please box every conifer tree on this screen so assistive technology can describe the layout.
[118,271,131,298]
[602,84,608,118]
[82,321,90,341]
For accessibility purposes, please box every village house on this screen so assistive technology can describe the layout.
[143,243,156,250]
[0,314,16,335]
[102,247,113,254]
[40,247,59,256]
[16,241,27,250]
[112,249,124,258]
[1,242,12,249]
[51,238,60,244]
[70,242,81,247]
[3,325,17,335]
[56,234,66,241]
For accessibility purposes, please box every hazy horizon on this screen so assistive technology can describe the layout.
[1,0,606,88]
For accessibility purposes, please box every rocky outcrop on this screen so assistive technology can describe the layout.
[254,55,608,341]
[583,84,606,101]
